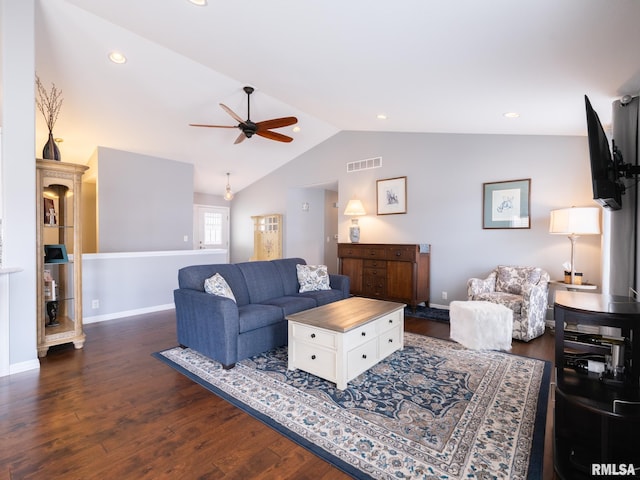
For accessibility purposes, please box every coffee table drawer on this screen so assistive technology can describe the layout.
[347,339,378,378]
[292,343,336,380]
[377,309,402,332]
[379,325,402,358]
[290,323,336,348]
[344,321,378,350]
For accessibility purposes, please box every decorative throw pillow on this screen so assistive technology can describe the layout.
[204,273,236,302]
[297,264,331,293]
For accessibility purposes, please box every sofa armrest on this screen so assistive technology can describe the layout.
[329,274,351,299]
[173,288,240,368]
[467,271,497,299]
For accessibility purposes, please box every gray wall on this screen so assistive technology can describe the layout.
[230,131,602,306]
[93,147,194,252]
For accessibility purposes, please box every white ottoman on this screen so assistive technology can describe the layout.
[449,300,513,351]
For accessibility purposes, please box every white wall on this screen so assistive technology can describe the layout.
[1,0,39,374]
[231,130,601,304]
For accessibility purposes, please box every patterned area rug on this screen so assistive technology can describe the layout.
[154,333,549,479]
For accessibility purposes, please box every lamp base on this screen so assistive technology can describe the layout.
[349,225,360,243]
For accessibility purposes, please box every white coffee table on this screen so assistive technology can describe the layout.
[286,297,405,390]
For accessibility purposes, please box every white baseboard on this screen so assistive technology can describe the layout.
[84,303,174,324]
[10,358,40,375]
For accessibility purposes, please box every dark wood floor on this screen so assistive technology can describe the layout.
[0,310,557,479]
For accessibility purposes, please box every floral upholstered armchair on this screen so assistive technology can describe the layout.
[467,265,550,341]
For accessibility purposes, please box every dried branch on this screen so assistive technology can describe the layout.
[35,75,63,132]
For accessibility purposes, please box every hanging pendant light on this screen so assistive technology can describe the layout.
[223,172,234,201]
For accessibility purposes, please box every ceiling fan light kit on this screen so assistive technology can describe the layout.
[190,86,298,144]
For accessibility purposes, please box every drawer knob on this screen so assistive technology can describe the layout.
[395,251,401,256]
[311,354,316,360]
[362,354,367,359]
[388,319,393,323]
[310,333,316,338]
[361,332,366,336]
[388,339,393,343]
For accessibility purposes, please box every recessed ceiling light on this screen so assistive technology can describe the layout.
[503,112,520,119]
[187,0,207,5]
[377,114,387,120]
[108,51,127,64]
[292,126,301,133]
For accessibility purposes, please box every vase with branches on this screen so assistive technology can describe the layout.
[36,75,64,161]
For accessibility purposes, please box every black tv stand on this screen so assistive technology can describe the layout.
[554,291,640,479]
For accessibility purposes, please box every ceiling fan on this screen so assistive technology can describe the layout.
[190,86,298,144]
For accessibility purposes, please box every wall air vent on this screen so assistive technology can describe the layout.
[346,156,382,173]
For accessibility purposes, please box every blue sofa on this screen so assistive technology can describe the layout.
[174,257,350,368]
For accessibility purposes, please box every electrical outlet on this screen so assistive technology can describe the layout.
[91,299,100,309]
[441,291,448,300]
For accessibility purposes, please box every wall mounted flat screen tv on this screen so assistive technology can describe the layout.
[585,95,624,210]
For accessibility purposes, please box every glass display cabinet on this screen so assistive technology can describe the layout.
[36,159,88,357]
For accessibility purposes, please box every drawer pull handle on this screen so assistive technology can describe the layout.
[310,333,316,338]
[311,354,316,360]
[388,339,393,343]
[362,354,367,359]
[361,332,366,336]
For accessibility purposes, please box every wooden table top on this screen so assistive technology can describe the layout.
[286,296,406,333]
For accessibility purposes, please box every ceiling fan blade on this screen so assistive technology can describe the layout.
[256,116,298,131]
[220,103,245,125]
[234,131,247,144]
[256,130,294,143]
[189,123,237,128]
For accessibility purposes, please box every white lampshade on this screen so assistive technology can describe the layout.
[344,199,366,216]
[549,207,601,235]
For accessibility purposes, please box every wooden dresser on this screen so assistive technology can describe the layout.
[337,243,430,310]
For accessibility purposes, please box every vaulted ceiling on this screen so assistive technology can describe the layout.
[27,0,640,195]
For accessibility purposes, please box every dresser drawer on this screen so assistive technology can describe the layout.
[338,244,363,258]
[379,325,402,358]
[363,259,386,269]
[386,245,418,262]
[344,321,378,350]
[347,339,378,378]
[292,343,337,380]
[363,267,385,277]
[290,323,336,348]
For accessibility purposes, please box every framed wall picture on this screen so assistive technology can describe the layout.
[377,176,407,215]
[483,178,531,229]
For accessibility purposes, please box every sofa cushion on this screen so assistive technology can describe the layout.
[262,296,317,315]
[178,264,251,306]
[298,289,345,306]
[204,273,236,302]
[474,292,522,315]
[272,257,307,295]
[237,304,285,333]
[237,261,285,304]
[296,264,331,293]
[495,265,541,295]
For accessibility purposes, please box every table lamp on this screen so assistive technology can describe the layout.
[549,206,601,284]
[344,199,366,243]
